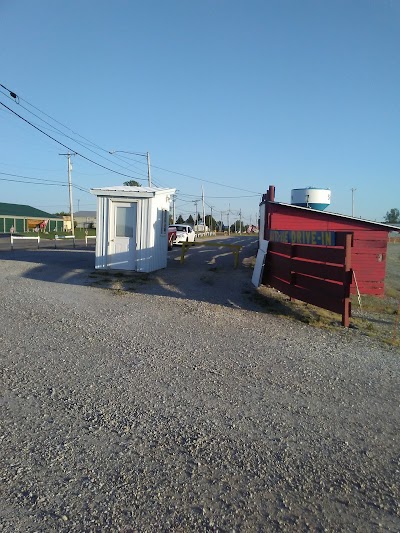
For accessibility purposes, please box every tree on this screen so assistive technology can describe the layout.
[384,208,400,224]
[186,214,194,226]
[123,180,141,187]
[229,220,243,233]
[205,214,217,231]
[176,215,184,224]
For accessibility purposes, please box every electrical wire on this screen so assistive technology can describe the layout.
[0,100,148,182]
[1,83,264,197]
[0,171,89,192]
[1,83,111,154]
[149,163,262,194]
[0,91,152,179]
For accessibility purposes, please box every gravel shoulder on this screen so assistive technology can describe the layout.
[0,241,399,531]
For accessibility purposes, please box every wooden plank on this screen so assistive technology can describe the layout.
[252,248,267,287]
[353,239,387,250]
[290,286,345,315]
[263,254,291,283]
[293,273,346,298]
[268,241,292,256]
[292,245,345,264]
[267,276,345,315]
[290,259,345,282]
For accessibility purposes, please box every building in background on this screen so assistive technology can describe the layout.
[73,210,97,229]
[0,202,63,234]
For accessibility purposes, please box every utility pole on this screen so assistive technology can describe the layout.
[109,149,152,187]
[146,152,152,187]
[172,194,176,224]
[228,204,231,236]
[351,188,356,217]
[193,200,198,230]
[201,186,205,231]
[210,206,214,232]
[239,209,242,234]
[59,152,75,236]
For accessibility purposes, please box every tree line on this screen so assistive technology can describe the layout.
[384,208,400,224]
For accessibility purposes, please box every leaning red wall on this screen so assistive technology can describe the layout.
[263,202,388,296]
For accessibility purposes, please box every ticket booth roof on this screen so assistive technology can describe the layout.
[91,186,175,198]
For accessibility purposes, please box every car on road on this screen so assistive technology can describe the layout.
[168,227,176,250]
[168,224,196,245]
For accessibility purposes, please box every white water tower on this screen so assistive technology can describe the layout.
[291,187,331,211]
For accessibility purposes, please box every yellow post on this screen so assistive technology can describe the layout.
[180,242,188,264]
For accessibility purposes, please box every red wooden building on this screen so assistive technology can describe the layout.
[260,186,398,296]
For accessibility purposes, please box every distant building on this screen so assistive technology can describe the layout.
[0,202,63,233]
[74,210,97,229]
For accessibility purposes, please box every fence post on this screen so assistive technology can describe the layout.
[342,233,353,327]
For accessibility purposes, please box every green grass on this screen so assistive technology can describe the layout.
[17,228,96,240]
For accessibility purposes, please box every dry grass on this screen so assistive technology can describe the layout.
[88,270,149,293]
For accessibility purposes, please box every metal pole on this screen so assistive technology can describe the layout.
[146,152,152,187]
[67,154,75,236]
[60,152,75,236]
[228,204,230,236]
[351,188,356,217]
[193,201,198,231]
[201,186,206,232]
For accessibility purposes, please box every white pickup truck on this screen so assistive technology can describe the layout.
[168,224,196,245]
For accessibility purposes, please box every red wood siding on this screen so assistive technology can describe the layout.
[263,236,352,326]
[263,202,389,296]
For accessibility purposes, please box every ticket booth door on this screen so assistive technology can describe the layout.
[108,202,137,270]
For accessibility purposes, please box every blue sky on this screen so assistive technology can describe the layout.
[0,0,399,225]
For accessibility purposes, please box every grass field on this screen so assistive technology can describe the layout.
[17,228,97,239]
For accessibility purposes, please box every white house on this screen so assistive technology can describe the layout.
[90,186,175,272]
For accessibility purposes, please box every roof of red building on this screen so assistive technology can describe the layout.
[263,200,400,232]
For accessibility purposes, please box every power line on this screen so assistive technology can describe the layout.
[0,100,147,182]
[1,84,155,180]
[0,83,111,154]
[0,171,89,192]
[1,83,263,196]
[149,163,262,195]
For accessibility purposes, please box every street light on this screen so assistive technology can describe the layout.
[109,150,152,187]
[351,188,356,217]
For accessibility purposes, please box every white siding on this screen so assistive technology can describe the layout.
[92,187,174,273]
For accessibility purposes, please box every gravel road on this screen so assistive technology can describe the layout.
[1,239,399,531]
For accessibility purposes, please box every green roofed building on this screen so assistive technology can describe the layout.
[0,202,64,233]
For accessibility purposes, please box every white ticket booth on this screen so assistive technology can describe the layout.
[90,186,175,273]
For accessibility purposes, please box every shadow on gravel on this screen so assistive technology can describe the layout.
[0,238,273,311]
